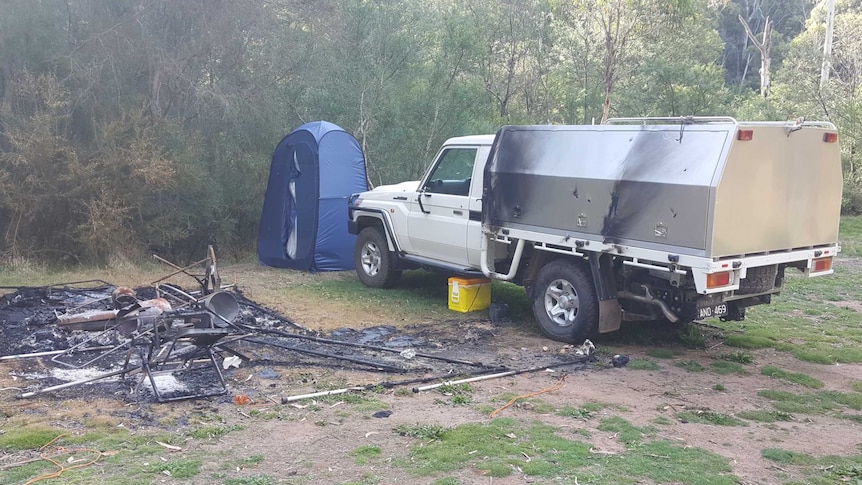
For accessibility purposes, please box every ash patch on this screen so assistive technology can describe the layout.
[330,326,423,348]
[0,285,114,356]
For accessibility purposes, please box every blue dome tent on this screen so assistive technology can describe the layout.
[258,121,368,271]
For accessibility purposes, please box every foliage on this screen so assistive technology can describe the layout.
[0,0,857,263]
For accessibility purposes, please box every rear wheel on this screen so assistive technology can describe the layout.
[355,226,401,288]
[532,259,598,343]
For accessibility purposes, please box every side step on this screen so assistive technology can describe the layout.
[400,254,485,277]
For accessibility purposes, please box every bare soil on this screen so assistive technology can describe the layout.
[1,265,861,485]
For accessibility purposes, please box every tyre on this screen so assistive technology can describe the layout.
[532,259,599,343]
[355,226,401,288]
[737,265,778,294]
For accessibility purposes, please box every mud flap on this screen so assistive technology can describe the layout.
[598,300,622,333]
[589,253,622,333]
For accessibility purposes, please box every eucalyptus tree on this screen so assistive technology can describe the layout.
[614,7,733,116]
[556,0,694,123]
[709,0,814,92]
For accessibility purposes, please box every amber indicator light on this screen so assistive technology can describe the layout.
[813,257,832,272]
[706,271,732,288]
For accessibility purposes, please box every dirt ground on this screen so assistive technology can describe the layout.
[1,265,861,485]
[195,326,860,485]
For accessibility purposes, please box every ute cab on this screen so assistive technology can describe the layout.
[349,135,494,280]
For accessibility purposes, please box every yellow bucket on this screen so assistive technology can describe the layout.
[448,277,491,312]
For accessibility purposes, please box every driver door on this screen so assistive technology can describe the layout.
[407,147,477,266]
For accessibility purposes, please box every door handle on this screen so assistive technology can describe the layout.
[453,210,463,215]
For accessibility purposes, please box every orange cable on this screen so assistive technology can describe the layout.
[23,433,104,485]
[489,374,567,418]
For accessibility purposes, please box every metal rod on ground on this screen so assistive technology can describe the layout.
[412,358,591,393]
[367,366,510,390]
[0,346,116,361]
[17,366,142,398]
[281,387,366,403]
[278,366,513,404]
[244,338,407,373]
[242,325,484,367]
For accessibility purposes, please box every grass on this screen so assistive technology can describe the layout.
[719,351,754,364]
[189,424,244,439]
[397,418,736,484]
[710,361,746,375]
[395,424,447,440]
[735,410,794,422]
[760,366,824,388]
[761,448,862,483]
[436,383,474,406]
[676,360,705,372]
[596,416,654,444]
[676,410,748,427]
[0,426,66,451]
[0,422,227,483]
[350,445,382,465]
[224,476,277,485]
[758,389,862,416]
[143,458,202,478]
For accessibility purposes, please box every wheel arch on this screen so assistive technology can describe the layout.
[523,250,590,298]
[353,210,399,252]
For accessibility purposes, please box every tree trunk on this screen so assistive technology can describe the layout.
[820,0,836,89]
[739,15,772,98]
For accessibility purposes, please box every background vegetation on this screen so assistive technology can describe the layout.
[1,0,860,264]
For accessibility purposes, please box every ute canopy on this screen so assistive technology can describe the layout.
[258,121,367,271]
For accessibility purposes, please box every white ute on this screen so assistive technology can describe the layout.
[348,117,843,342]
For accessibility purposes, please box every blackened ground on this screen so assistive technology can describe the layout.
[0,285,598,403]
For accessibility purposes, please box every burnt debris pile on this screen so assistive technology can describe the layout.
[1,249,594,403]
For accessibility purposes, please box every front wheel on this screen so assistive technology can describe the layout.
[355,226,401,288]
[532,259,598,343]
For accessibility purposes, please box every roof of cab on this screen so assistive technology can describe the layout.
[442,134,495,146]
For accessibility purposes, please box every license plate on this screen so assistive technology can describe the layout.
[697,304,728,319]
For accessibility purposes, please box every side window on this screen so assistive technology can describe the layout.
[423,148,477,196]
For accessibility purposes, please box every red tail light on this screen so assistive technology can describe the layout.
[737,129,753,141]
[824,132,838,143]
